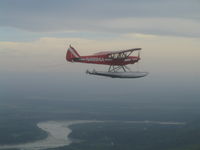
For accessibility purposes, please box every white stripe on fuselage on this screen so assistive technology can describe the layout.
[79,58,134,62]
[79,58,112,62]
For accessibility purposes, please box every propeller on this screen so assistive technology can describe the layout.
[138,51,140,60]
[136,51,141,72]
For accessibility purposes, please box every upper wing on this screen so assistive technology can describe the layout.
[107,48,141,55]
[107,48,141,59]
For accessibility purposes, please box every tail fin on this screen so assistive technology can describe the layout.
[66,45,80,62]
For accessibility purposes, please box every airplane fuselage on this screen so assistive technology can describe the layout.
[72,55,140,66]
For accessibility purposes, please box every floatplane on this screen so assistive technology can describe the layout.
[66,45,148,78]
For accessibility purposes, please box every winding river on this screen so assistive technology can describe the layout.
[0,120,185,150]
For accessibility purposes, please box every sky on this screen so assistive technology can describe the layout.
[0,0,200,102]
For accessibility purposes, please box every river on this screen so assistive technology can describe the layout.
[0,120,185,150]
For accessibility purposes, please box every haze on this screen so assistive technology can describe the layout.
[0,0,199,102]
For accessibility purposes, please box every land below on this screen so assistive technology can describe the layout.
[1,99,200,150]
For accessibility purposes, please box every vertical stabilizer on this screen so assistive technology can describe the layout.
[66,45,80,62]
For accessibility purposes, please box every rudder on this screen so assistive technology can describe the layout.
[66,45,80,62]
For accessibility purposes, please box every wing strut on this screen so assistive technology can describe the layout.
[108,65,129,72]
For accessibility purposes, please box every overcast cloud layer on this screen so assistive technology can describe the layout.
[0,0,200,37]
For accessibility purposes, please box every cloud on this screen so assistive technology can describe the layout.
[99,17,200,37]
[0,0,200,37]
[0,35,200,74]
[125,33,157,39]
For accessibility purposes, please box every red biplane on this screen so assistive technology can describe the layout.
[66,45,148,78]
